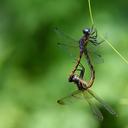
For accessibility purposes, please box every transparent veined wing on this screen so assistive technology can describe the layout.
[54,28,80,59]
[87,89,117,116]
[55,27,105,64]
[57,90,83,105]
[54,28,78,45]
[82,91,104,120]
[58,89,104,120]
[85,41,104,65]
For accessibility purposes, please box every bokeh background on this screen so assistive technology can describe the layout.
[0,0,128,128]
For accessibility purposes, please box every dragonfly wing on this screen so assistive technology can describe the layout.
[83,91,103,121]
[55,28,80,59]
[88,89,117,116]
[57,42,80,59]
[54,28,78,45]
[57,90,82,105]
[86,42,104,64]
[88,50,104,64]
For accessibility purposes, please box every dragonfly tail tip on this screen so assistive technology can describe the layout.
[57,100,65,105]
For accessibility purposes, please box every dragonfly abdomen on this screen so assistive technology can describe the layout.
[84,48,95,88]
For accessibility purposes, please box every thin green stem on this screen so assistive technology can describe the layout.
[100,34,128,64]
[87,0,128,64]
[88,0,94,25]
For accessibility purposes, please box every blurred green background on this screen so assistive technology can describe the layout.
[0,0,128,128]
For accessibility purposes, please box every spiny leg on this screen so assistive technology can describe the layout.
[76,63,85,79]
[90,26,97,37]
[89,28,97,40]
[73,57,85,79]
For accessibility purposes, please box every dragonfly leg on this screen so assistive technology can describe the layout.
[89,39,101,46]
[98,40,104,44]
[89,36,97,40]
[90,28,97,36]
[90,30,96,35]
[94,29,97,38]
[77,63,85,79]
[90,30,97,39]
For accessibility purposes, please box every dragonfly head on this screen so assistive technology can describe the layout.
[83,28,90,35]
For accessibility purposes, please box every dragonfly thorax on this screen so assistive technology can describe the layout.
[69,74,79,82]
[69,75,84,90]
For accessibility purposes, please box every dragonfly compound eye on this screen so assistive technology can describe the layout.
[83,28,90,35]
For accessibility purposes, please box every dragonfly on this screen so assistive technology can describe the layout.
[55,26,104,89]
[57,63,117,120]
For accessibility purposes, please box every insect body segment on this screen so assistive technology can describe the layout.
[58,63,117,120]
[84,48,95,88]
[70,29,90,77]
[69,26,97,80]
[56,26,117,120]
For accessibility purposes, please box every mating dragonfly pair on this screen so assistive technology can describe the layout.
[56,26,117,120]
